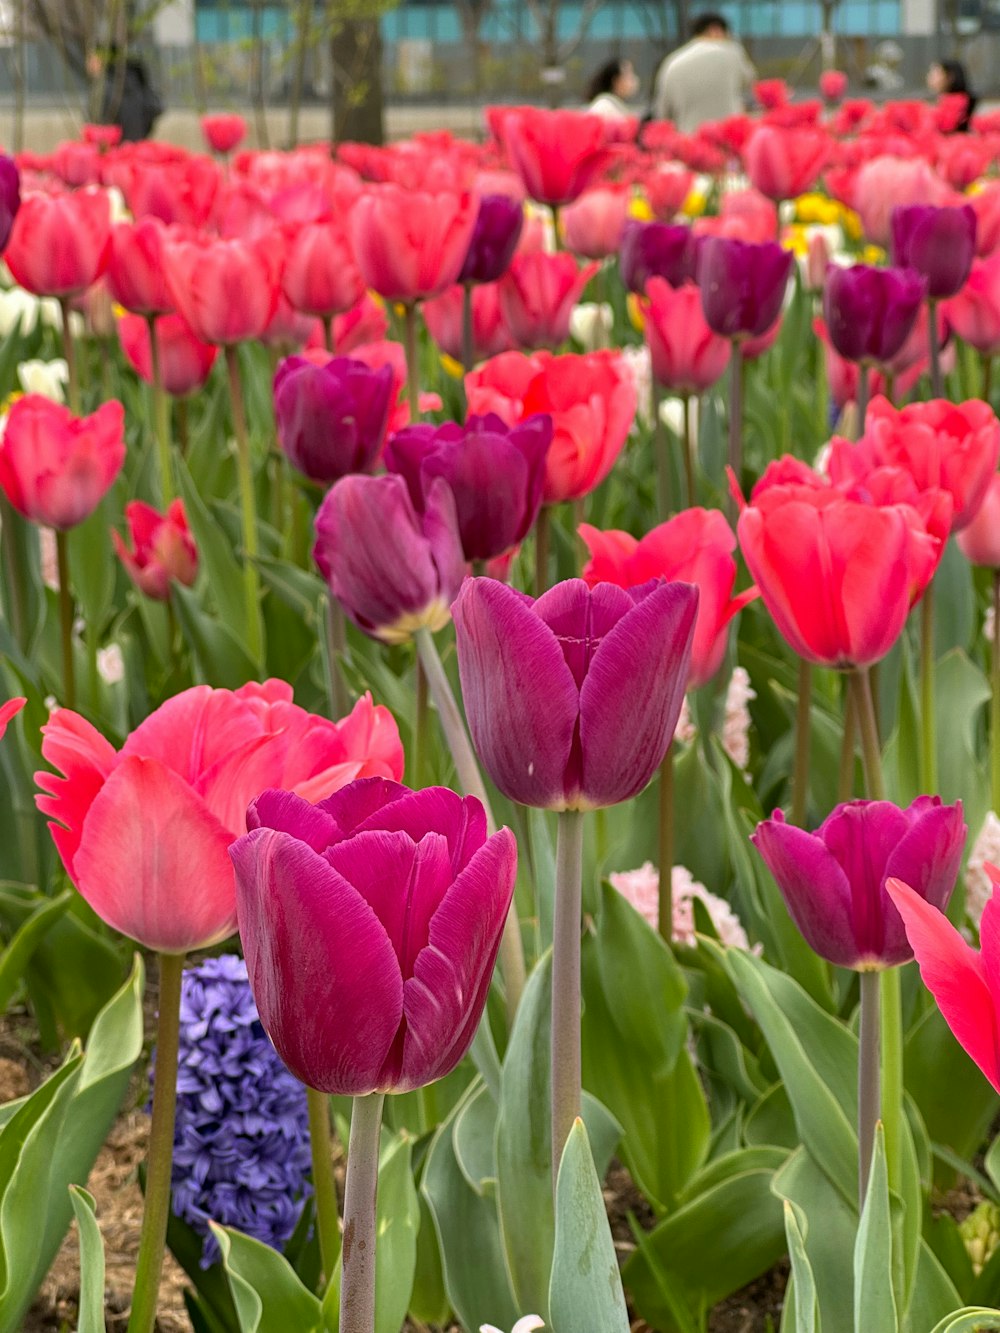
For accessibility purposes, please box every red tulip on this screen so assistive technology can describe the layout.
[35,682,404,953]
[499,107,612,207]
[957,474,1000,568]
[118,312,218,396]
[201,113,247,155]
[744,125,830,202]
[942,253,1000,356]
[112,498,198,600]
[164,233,283,345]
[643,166,695,221]
[6,189,110,297]
[819,70,848,103]
[106,217,173,316]
[349,185,478,303]
[0,697,25,741]
[281,219,366,319]
[579,507,757,687]
[970,182,1000,257]
[497,251,598,351]
[464,349,547,422]
[422,282,515,363]
[0,395,125,530]
[125,154,221,229]
[561,185,631,259]
[641,277,731,395]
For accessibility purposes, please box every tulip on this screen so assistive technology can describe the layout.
[943,253,1000,356]
[82,123,122,148]
[619,220,699,295]
[971,182,1000,257]
[823,264,927,367]
[697,236,793,340]
[498,251,599,351]
[458,193,524,284]
[452,576,697,811]
[853,156,951,248]
[819,69,848,103]
[164,233,283,345]
[273,354,395,485]
[0,697,25,741]
[890,203,977,300]
[0,154,20,252]
[464,349,548,425]
[231,777,515,1095]
[579,508,757,688]
[754,78,790,109]
[957,474,1000,568]
[313,473,465,643]
[744,125,830,202]
[0,394,125,530]
[753,798,965,970]
[118,312,219,397]
[499,107,611,207]
[280,219,366,326]
[201,113,247,155]
[886,874,1000,1094]
[422,282,515,364]
[561,186,631,259]
[112,498,198,600]
[349,185,479,303]
[385,412,552,562]
[106,217,174,316]
[641,278,731,396]
[643,166,696,222]
[5,188,110,297]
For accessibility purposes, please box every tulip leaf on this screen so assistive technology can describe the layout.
[453,1080,498,1196]
[176,459,251,646]
[928,1311,1000,1333]
[784,1199,821,1333]
[172,581,261,686]
[935,648,991,840]
[70,1186,105,1333]
[772,1147,857,1333]
[854,1125,898,1333]
[67,493,119,644]
[0,889,72,1014]
[548,1119,630,1333]
[213,1224,323,1333]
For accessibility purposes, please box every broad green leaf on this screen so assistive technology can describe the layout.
[908,1002,1000,1176]
[549,1119,630,1333]
[173,582,260,686]
[855,1125,898,1333]
[0,890,72,1013]
[772,1148,856,1333]
[454,1081,498,1195]
[70,1186,105,1333]
[928,1311,1000,1333]
[213,1224,323,1333]
[177,458,250,644]
[409,1193,450,1327]
[67,494,118,642]
[784,1200,820,1333]
[908,1240,967,1332]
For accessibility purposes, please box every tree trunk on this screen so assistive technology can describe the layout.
[288,0,314,146]
[330,15,383,145]
[250,0,270,148]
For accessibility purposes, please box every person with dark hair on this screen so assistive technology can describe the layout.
[927,58,977,131]
[653,12,756,131]
[90,45,164,142]
[586,57,639,119]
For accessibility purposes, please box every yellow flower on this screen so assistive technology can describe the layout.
[861,244,885,265]
[793,192,827,223]
[681,190,706,218]
[439,353,464,380]
[0,390,22,413]
[626,292,645,333]
[781,224,809,257]
[628,195,653,222]
[842,208,863,241]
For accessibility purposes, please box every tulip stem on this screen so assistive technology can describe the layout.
[657,744,675,941]
[839,682,857,803]
[146,314,174,505]
[993,571,1000,815]
[652,379,670,522]
[791,659,812,826]
[413,651,430,788]
[58,298,80,414]
[403,303,421,423]
[726,342,743,522]
[920,584,938,795]
[858,970,881,1207]
[855,362,869,438]
[535,505,551,597]
[322,314,335,355]
[928,298,943,398]
[340,1091,385,1333]
[177,398,190,457]
[55,530,76,709]
[552,807,584,1188]
[224,345,263,664]
[851,668,886,801]
[880,965,903,1196]
[984,355,994,405]
[324,594,352,720]
[128,952,184,1333]
[414,627,526,1021]
[306,1087,341,1288]
[0,494,29,650]
[682,393,696,509]
[461,282,474,373]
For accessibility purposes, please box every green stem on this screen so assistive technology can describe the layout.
[855,362,869,438]
[726,341,743,522]
[858,970,881,1207]
[224,345,263,663]
[306,1087,341,1287]
[403,303,420,423]
[550,203,561,251]
[340,1092,385,1333]
[127,953,184,1333]
[653,378,669,522]
[657,743,674,942]
[839,681,857,803]
[551,807,584,1186]
[880,965,903,1196]
[992,571,1000,814]
[324,594,351,720]
[414,627,526,1022]
[682,393,696,509]
[884,372,895,407]
[413,650,430,788]
[147,314,173,505]
[55,530,75,709]
[791,659,813,826]
[535,505,550,598]
[59,298,79,413]
[850,668,886,801]
[322,314,335,355]
[177,398,190,457]
[928,298,943,399]
[984,354,993,405]
[920,584,937,795]
[461,282,473,373]
[0,494,29,648]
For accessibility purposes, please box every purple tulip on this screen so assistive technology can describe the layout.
[619,219,699,295]
[697,236,794,339]
[230,778,517,1095]
[313,473,466,643]
[452,577,697,811]
[385,412,552,562]
[0,156,20,253]
[822,263,927,365]
[751,797,966,970]
[458,193,525,285]
[890,203,977,300]
[273,355,395,485]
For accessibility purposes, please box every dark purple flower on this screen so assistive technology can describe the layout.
[890,203,977,300]
[619,219,699,295]
[0,156,20,253]
[697,236,794,339]
[452,576,697,811]
[385,412,552,562]
[156,955,312,1268]
[458,193,524,285]
[273,354,395,485]
[822,263,927,365]
[313,472,466,642]
[751,798,966,970]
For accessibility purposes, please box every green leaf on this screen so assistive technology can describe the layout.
[928,1311,1000,1333]
[214,1224,323,1333]
[0,890,72,1013]
[70,1186,106,1333]
[172,582,260,686]
[177,458,250,644]
[549,1119,630,1333]
[855,1125,898,1333]
[67,493,118,640]
[784,1200,820,1333]
[771,1148,857,1333]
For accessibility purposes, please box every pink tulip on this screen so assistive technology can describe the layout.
[422,282,515,363]
[6,189,111,297]
[957,473,1000,568]
[201,113,247,155]
[281,219,366,319]
[641,277,731,394]
[561,185,631,259]
[498,106,612,207]
[106,217,173,316]
[744,125,830,202]
[498,251,599,350]
[943,253,1000,356]
[118,312,218,397]
[164,233,283,345]
[112,499,198,600]
[0,697,25,741]
[853,156,951,247]
[349,185,478,302]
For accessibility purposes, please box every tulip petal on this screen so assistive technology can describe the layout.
[247,788,338,850]
[351,784,487,876]
[316,775,410,839]
[73,755,237,953]
[399,826,517,1091]
[453,578,579,809]
[887,877,1000,1093]
[232,827,403,1094]
[35,708,119,879]
[579,581,697,807]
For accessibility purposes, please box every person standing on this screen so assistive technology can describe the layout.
[89,45,164,142]
[586,57,640,120]
[653,13,756,132]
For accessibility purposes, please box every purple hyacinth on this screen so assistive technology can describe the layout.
[153,955,312,1268]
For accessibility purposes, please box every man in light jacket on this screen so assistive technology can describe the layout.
[653,13,756,132]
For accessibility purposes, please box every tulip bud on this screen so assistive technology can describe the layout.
[112,499,199,600]
[960,1202,1000,1276]
[697,236,794,339]
[458,193,524,285]
[0,155,21,253]
[201,113,247,155]
[118,312,218,397]
[822,263,927,365]
[498,251,599,350]
[274,355,395,485]
[619,219,699,295]
[890,203,978,299]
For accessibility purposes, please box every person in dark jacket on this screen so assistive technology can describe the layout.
[92,46,164,141]
[927,58,977,132]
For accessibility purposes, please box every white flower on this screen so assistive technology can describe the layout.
[106,185,131,225]
[618,343,651,429]
[966,811,1000,931]
[659,394,699,442]
[17,358,69,403]
[0,285,44,336]
[985,604,995,646]
[570,301,613,351]
[673,694,696,747]
[480,1319,545,1333]
[721,666,756,771]
[38,528,59,591]
[609,861,756,950]
[97,644,125,685]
